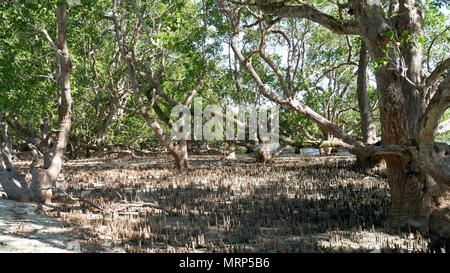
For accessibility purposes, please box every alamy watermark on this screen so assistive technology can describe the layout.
[170,99,279,145]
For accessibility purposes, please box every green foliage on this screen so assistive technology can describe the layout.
[0,0,447,151]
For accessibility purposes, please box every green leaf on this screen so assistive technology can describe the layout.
[386,30,395,39]
[418,36,426,45]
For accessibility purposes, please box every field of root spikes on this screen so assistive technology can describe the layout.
[32,155,431,253]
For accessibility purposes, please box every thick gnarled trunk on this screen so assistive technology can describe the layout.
[351,1,449,231]
[386,160,437,227]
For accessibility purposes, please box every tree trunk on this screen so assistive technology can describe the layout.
[354,40,382,169]
[30,154,53,204]
[374,60,432,228]
[39,117,53,169]
[173,140,189,171]
[384,158,449,233]
[428,207,450,252]
[396,0,427,137]
[0,120,31,202]
[0,1,72,204]
[246,140,256,154]
[356,40,377,145]
[31,1,72,203]
[0,117,13,168]
[255,140,272,163]
[350,1,449,230]
[0,171,30,202]
[95,102,119,156]
[95,135,106,156]
[225,142,237,160]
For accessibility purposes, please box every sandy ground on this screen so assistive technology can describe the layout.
[0,189,80,253]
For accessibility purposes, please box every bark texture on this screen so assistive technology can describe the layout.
[356,40,376,145]
[355,40,382,169]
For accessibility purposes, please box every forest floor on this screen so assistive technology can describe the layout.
[0,155,433,253]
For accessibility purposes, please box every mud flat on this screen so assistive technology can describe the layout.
[32,155,431,253]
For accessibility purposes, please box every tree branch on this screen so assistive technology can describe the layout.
[420,73,450,143]
[437,119,450,135]
[426,57,450,88]
[228,19,360,147]
[349,144,411,158]
[253,0,359,35]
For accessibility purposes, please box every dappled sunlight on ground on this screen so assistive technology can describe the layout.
[0,198,79,253]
